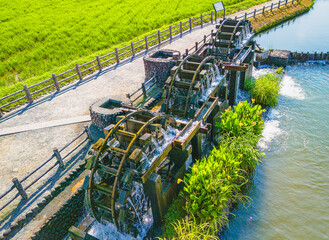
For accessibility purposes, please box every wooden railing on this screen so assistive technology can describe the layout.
[0,126,93,212]
[0,0,297,115]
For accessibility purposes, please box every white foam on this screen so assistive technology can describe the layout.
[88,221,135,240]
[252,67,274,79]
[279,75,305,100]
[258,119,282,151]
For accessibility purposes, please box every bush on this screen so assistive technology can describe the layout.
[159,215,218,240]
[184,148,242,223]
[218,101,264,136]
[246,73,281,107]
[219,132,265,175]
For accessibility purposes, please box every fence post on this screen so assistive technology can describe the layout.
[115,48,120,64]
[23,85,33,104]
[211,11,214,24]
[254,9,256,18]
[271,3,274,11]
[189,18,192,31]
[195,42,198,51]
[263,6,266,14]
[141,83,147,98]
[286,0,288,5]
[278,0,281,8]
[169,26,172,41]
[204,35,207,43]
[201,14,203,28]
[211,30,214,41]
[12,178,28,200]
[76,64,83,81]
[158,31,161,45]
[185,49,189,57]
[180,21,183,35]
[131,42,135,57]
[53,148,64,168]
[96,55,102,71]
[235,15,237,20]
[85,125,93,142]
[245,12,247,19]
[145,36,149,50]
[52,73,60,91]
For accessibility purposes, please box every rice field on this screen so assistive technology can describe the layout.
[0,0,268,97]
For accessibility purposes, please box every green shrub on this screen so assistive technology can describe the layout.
[219,132,265,175]
[184,148,242,223]
[246,73,281,107]
[162,195,186,239]
[218,101,264,137]
[275,67,284,75]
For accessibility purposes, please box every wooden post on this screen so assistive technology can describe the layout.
[189,18,192,31]
[201,14,203,28]
[278,0,281,8]
[204,35,207,43]
[211,30,214,41]
[158,30,161,45]
[169,26,172,41]
[271,3,274,11]
[85,125,93,142]
[185,49,189,57]
[211,11,214,24]
[23,85,33,103]
[76,64,83,81]
[96,55,102,71]
[53,148,64,168]
[235,15,237,20]
[12,178,28,200]
[145,36,149,50]
[131,42,135,57]
[245,12,247,19]
[141,83,147,98]
[52,73,60,91]
[191,133,202,162]
[143,173,164,226]
[254,9,256,18]
[286,0,288,5]
[195,42,198,51]
[229,71,238,107]
[263,6,266,14]
[115,48,120,64]
[180,21,183,35]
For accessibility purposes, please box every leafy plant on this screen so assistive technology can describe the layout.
[248,73,281,107]
[159,215,218,240]
[184,148,243,223]
[219,132,265,175]
[275,67,284,75]
[218,101,264,136]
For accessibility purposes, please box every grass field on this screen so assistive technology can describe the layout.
[0,0,269,98]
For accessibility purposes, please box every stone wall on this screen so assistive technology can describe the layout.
[143,49,180,87]
[32,189,85,240]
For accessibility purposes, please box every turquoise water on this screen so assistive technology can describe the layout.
[255,0,329,52]
[222,1,329,239]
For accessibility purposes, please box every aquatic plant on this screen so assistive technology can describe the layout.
[218,100,264,136]
[245,73,281,107]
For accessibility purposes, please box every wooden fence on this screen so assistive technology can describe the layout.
[0,126,93,212]
[0,0,297,115]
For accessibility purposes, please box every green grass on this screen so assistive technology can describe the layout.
[0,0,269,100]
[245,73,282,107]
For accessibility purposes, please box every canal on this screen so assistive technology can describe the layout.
[222,0,329,239]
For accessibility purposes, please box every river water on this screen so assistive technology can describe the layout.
[222,1,329,239]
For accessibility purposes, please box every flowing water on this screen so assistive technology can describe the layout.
[222,1,329,239]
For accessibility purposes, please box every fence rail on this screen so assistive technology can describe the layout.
[0,0,297,115]
[0,126,93,212]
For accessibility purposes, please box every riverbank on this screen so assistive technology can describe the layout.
[251,0,315,34]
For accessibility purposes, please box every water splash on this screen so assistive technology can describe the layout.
[88,221,134,240]
[279,75,305,100]
[258,109,282,151]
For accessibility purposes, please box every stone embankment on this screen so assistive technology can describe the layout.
[256,49,329,66]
